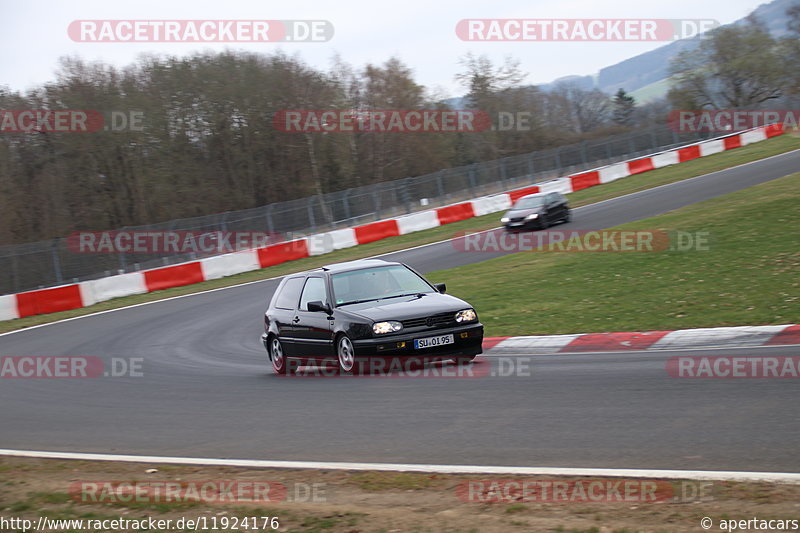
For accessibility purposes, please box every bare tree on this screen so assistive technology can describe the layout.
[556,82,611,133]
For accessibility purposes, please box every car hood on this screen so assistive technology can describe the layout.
[505,207,543,218]
[336,293,473,322]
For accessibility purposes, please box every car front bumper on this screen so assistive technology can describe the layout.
[504,219,541,230]
[352,323,483,358]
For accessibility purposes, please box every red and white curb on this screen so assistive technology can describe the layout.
[483,324,800,353]
[0,449,798,483]
[0,124,786,321]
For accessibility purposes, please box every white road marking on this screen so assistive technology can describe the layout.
[0,449,797,483]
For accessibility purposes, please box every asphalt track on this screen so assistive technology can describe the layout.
[1,149,798,472]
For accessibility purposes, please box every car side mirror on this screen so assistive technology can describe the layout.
[307,301,331,314]
[434,283,446,294]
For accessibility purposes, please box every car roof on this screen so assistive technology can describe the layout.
[311,258,401,274]
[518,192,550,200]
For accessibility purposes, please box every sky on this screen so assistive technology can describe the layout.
[0,0,768,99]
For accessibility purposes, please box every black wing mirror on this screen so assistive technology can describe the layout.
[307,301,332,314]
[434,283,446,294]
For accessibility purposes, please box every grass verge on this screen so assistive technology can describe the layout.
[428,173,800,337]
[1,134,798,335]
[1,456,798,533]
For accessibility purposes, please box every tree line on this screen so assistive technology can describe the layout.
[0,9,797,245]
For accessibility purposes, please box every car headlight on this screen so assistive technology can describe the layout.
[500,217,510,223]
[373,321,403,334]
[525,213,539,220]
[455,308,477,323]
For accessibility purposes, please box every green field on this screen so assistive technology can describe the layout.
[0,134,798,334]
[429,173,800,337]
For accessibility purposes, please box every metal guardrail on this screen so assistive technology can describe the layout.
[0,124,715,295]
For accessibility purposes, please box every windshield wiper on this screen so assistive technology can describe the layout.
[337,298,382,306]
[337,293,429,306]
[380,292,428,299]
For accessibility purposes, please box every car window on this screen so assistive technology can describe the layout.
[299,277,328,311]
[511,196,544,210]
[332,265,433,305]
[274,276,305,310]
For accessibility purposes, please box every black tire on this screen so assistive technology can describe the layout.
[564,209,572,223]
[269,336,287,375]
[336,334,356,373]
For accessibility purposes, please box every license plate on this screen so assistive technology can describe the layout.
[414,334,454,349]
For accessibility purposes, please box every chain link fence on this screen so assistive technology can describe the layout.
[1,124,718,295]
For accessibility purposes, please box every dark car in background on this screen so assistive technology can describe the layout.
[261,259,484,374]
[501,191,571,230]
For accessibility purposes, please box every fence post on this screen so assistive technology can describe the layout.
[402,178,412,214]
[342,190,351,224]
[11,252,20,293]
[51,239,63,285]
[369,187,381,220]
[468,164,477,195]
[554,148,562,173]
[265,204,274,235]
[307,197,317,232]
[580,141,588,165]
[436,171,445,200]
[117,250,128,273]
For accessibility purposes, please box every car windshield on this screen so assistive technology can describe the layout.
[510,196,545,210]
[332,265,434,306]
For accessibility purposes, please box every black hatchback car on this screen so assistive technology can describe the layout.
[261,259,484,374]
[501,191,571,230]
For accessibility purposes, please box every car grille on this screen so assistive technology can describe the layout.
[509,216,525,223]
[401,312,456,329]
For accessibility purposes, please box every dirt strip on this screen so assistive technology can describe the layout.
[1,457,799,532]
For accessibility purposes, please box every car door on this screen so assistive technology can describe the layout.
[554,192,567,220]
[545,193,559,220]
[293,276,335,359]
[272,276,306,356]
[561,193,571,219]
